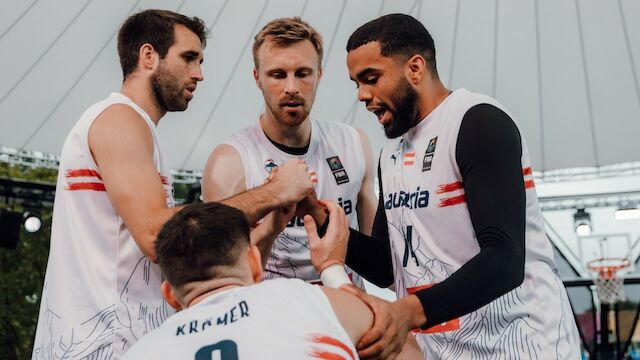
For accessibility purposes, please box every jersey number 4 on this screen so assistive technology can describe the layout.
[196,340,238,360]
[403,225,419,267]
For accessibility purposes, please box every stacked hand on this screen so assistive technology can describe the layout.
[267,159,314,206]
[303,200,348,273]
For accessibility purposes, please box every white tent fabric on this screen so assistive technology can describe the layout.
[1,0,639,171]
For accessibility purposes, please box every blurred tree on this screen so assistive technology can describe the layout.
[0,162,196,359]
[0,164,55,360]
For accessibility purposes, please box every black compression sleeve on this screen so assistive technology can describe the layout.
[345,163,394,287]
[415,103,527,328]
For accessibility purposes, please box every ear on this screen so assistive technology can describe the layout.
[161,281,183,311]
[317,66,323,83]
[139,43,159,72]
[405,54,426,85]
[253,68,262,89]
[247,245,263,283]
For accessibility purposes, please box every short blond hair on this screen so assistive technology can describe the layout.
[252,17,323,69]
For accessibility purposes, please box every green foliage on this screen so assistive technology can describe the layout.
[0,162,58,183]
[0,163,55,360]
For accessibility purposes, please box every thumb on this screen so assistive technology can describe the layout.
[303,214,319,240]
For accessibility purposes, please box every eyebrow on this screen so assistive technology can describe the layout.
[351,67,378,82]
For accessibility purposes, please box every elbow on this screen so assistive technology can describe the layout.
[132,232,158,263]
[503,251,525,293]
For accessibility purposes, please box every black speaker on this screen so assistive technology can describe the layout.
[0,209,22,249]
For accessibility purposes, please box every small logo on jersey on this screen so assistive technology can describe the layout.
[403,152,415,166]
[422,137,438,172]
[264,159,278,173]
[326,156,349,185]
[390,139,404,164]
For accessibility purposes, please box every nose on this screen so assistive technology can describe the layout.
[192,63,204,82]
[284,76,300,96]
[357,86,372,102]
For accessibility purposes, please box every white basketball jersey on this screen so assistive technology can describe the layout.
[226,119,365,287]
[122,279,358,360]
[379,89,580,359]
[32,93,175,360]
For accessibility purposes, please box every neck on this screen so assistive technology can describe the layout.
[184,276,254,308]
[121,75,166,125]
[259,111,311,148]
[415,78,450,124]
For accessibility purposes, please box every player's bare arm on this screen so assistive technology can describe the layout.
[204,145,306,257]
[221,158,313,224]
[89,104,181,262]
[355,128,376,236]
[202,144,247,201]
[322,287,423,360]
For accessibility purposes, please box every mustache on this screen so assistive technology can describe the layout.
[279,96,305,105]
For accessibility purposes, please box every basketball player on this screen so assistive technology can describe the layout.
[122,201,421,359]
[310,13,581,359]
[32,10,313,359]
[202,17,376,286]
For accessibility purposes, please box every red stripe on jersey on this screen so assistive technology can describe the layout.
[308,350,346,360]
[66,182,106,191]
[309,335,355,360]
[404,161,414,166]
[525,179,535,189]
[159,175,169,185]
[437,181,463,194]
[404,152,415,157]
[65,169,102,180]
[522,167,532,176]
[439,194,466,207]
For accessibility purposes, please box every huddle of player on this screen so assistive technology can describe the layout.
[31,9,580,360]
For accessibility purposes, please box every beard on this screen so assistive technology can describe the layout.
[151,65,188,112]
[264,95,312,127]
[383,77,420,138]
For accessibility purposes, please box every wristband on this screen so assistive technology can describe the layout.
[320,264,351,289]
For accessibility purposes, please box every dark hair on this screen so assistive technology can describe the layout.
[117,9,209,79]
[155,202,250,288]
[346,13,438,77]
[252,17,323,69]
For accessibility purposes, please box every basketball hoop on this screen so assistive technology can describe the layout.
[588,258,630,304]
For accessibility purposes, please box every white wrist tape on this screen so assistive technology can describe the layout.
[320,264,351,289]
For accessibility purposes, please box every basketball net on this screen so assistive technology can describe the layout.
[588,258,630,304]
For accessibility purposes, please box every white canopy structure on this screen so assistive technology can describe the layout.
[1,0,639,172]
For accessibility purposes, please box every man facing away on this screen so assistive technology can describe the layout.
[123,201,422,359]
[202,17,377,286]
[32,10,313,359]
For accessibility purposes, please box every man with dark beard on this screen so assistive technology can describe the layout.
[202,17,377,287]
[32,10,314,359]
[309,13,580,360]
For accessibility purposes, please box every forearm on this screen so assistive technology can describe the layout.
[415,239,524,327]
[346,228,394,287]
[346,163,394,286]
[249,224,278,267]
[132,205,184,262]
[221,184,281,224]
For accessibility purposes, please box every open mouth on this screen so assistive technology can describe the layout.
[368,105,389,123]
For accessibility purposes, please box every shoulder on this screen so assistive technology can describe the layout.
[314,119,363,145]
[91,103,151,136]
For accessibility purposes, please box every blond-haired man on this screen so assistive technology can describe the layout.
[203,17,376,286]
